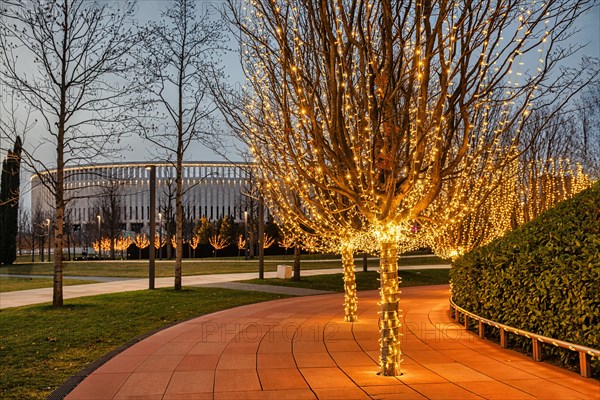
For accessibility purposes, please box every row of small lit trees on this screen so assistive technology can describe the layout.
[130,228,284,259]
[92,236,134,259]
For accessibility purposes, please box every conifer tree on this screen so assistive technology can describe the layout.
[0,136,22,265]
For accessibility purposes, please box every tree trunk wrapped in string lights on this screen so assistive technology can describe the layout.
[379,240,401,375]
[221,0,593,377]
[340,244,358,322]
[261,180,369,322]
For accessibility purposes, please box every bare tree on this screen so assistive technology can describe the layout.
[182,199,196,258]
[30,203,48,262]
[17,204,31,257]
[0,0,139,306]
[576,83,600,178]
[158,176,176,260]
[135,0,226,290]
[95,179,125,260]
[223,0,597,376]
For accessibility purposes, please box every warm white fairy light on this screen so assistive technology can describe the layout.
[426,158,592,260]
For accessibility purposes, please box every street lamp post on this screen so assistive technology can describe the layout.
[158,212,163,260]
[97,214,101,259]
[146,165,156,289]
[46,218,51,262]
[244,211,249,260]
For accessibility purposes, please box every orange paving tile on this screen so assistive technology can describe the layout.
[216,353,257,369]
[64,286,600,399]
[175,354,220,371]
[312,386,372,399]
[457,381,537,400]
[135,354,184,372]
[258,367,309,390]
[213,369,262,392]
[163,370,214,395]
[113,371,172,398]
[408,382,485,399]
[365,384,429,399]
[66,373,130,399]
[257,352,297,369]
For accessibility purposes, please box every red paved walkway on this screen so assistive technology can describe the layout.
[66,285,600,399]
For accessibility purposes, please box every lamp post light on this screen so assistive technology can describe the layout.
[46,218,51,262]
[146,165,156,289]
[97,214,101,259]
[244,211,249,260]
[158,212,163,260]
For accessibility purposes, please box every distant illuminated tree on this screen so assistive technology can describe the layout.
[218,216,235,246]
[189,234,200,258]
[427,156,591,261]
[154,234,166,250]
[100,238,111,254]
[170,236,185,249]
[263,233,275,249]
[96,178,125,260]
[133,233,150,259]
[92,240,100,255]
[209,234,230,257]
[222,0,595,376]
[115,236,133,259]
[278,235,294,255]
[236,234,246,257]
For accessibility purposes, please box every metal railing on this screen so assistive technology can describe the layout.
[449,297,599,378]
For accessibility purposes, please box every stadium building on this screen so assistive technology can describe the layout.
[30,161,253,235]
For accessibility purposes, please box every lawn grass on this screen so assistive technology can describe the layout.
[0,277,99,293]
[242,269,450,292]
[1,254,449,278]
[0,288,286,400]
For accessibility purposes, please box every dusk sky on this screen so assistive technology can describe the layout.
[1,0,598,205]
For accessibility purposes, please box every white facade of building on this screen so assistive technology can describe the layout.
[31,161,252,232]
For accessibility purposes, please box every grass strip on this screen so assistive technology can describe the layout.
[242,269,450,292]
[0,287,286,400]
[0,277,99,293]
[1,256,449,278]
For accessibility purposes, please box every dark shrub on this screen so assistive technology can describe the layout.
[451,182,600,375]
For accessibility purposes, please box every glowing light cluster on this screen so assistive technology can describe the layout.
[92,236,133,254]
[133,233,150,250]
[426,158,591,260]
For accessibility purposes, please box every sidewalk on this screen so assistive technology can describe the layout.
[0,264,450,309]
[63,285,600,399]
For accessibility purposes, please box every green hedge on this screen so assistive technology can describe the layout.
[451,181,600,375]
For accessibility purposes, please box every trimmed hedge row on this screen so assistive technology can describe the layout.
[451,181,600,374]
